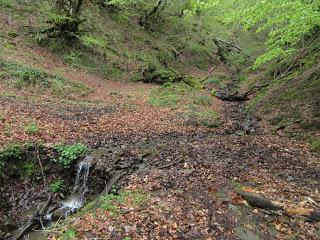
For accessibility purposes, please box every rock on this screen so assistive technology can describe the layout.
[124,225,131,233]
[306,209,320,222]
[287,176,294,182]
[234,227,261,240]
[235,130,245,136]
[236,191,283,210]
[179,169,194,175]
[0,222,18,233]
[51,208,66,221]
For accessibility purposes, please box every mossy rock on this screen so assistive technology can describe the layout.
[183,76,203,90]
[143,67,183,85]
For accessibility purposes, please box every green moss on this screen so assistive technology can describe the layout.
[148,82,193,108]
[193,95,213,106]
[25,121,40,135]
[310,139,320,153]
[179,109,220,128]
[61,229,77,240]
[21,161,35,179]
[0,60,93,97]
[183,76,203,90]
[0,143,24,178]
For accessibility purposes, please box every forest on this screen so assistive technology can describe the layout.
[0,0,319,239]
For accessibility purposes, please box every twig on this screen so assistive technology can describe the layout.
[14,195,52,240]
[36,147,46,188]
[159,159,184,169]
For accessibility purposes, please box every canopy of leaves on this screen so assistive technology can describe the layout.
[202,0,320,68]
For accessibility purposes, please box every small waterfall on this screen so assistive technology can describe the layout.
[61,156,93,215]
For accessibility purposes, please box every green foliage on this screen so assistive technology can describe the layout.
[206,0,320,67]
[202,78,221,86]
[0,144,23,178]
[61,229,77,240]
[193,95,213,106]
[80,35,106,49]
[180,109,220,128]
[21,161,35,179]
[99,189,149,216]
[25,122,40,135]
[49,179,65,193]
[183,76,203,90]
[310,139,320,153]
[0,60,93,97]
[53,143,89,168]
[148,82,193,108]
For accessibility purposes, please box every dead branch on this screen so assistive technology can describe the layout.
[13,195,52,240]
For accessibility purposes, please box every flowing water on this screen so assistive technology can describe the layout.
[61,155,93,216]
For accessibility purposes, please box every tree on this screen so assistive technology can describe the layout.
[201,0,320,68]
[45,0,86,38]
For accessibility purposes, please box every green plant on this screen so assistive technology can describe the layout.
[4,125,13,137]
[148,82,193,108]
[180,109,220,128]
[205,0,320,68]
[0,144,24,178]
[99,190,149,216]
[0,60,93,97]
[310,139,320,153]
[202,78,221,86]
[193,95,213,106]
[25,122,40,135]
[49,179,64,193]
[61,228,77,240]
[53,143,89,168]
[21,161,35,179]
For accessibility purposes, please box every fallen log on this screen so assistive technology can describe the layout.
[236,190,283,211]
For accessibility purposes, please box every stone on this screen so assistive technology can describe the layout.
[287,176,294,182]
[234,227,261,240]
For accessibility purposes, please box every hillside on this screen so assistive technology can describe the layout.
[0,1,319,240]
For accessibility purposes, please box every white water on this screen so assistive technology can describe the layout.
[61,156,93,215]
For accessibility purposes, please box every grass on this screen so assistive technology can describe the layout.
[0,60,93,98]
[24,121,40,135]
[148,82,195,108]
[310,139,320,153]
[179,108,220,128]
[148,82,220,128]
[56,189,149,239]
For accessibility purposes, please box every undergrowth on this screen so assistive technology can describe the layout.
[58,189,149,240]
[310,139,320,153]
[53,143,89,168]
[0,60,93,97]
[148,82,220,128]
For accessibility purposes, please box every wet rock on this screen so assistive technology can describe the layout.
[51,208,66,221]
[236,191,283,210]
[234,227,261,240]
[0,222,18,233]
